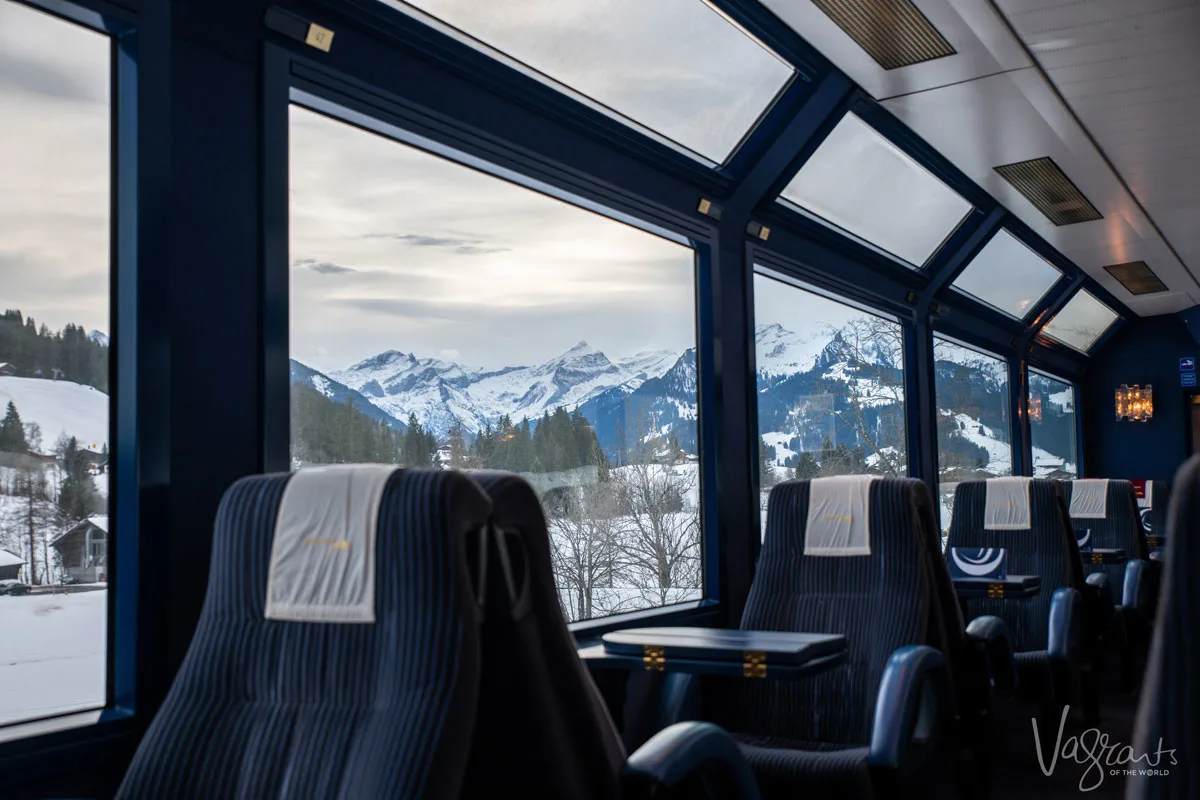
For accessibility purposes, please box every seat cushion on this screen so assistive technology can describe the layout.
[734,735,872,800]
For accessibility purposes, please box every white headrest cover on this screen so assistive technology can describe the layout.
[265,464,399,623]
[1137,482,1153,509]
[984,477,1032,530]
[804,475,879,557]
[1069,479,1109,519]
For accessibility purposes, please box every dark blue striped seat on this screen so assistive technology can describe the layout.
[704,478,952,799]
[464,471,763,800]
[1064,479,1150,588]
[115,469,492,800]
[1139,481,1170,556]
[947,480,1084,711]
[1128,458,1199,800]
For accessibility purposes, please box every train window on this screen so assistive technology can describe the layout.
[288,105,703,624]
[0,0,111,728]
[1030,370,1078,479]
[933,337,1012,537]
[1040,289,1119,353]
[379,0,794,164]
[777,113,972,268]
[753,271,908,533]
[950,229,1062,320]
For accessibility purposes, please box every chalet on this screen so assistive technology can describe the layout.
[50,515,107,584]
[0,362,15,377]
[0,549,24,581]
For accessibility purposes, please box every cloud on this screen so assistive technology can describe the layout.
[363,233,509,255]
[440,349,460,360]
[294,258,356,274]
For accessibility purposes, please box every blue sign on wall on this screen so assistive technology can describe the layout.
[1181,357,1195,372]
[1183,372,1197,388]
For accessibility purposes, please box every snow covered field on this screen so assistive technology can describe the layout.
[0,376,109,454]
[0,589,107,726]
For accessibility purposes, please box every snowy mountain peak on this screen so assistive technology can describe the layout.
[349,349,414,372]
[564,340,594,356]
[87,330,109,347]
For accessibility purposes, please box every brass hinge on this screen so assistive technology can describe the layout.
[643,644,665,672]
[1091,552,1103,564]
[987,583,1005,599]
[743,650,767,679]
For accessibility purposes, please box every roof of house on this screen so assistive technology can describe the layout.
[50,515,109,548]
[0,549,25,568]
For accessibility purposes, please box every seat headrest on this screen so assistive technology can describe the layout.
[804,475,879,556]
[984,477,1032,530]
[1068,478,1109,519]
[264,464,400,623]
[1131,479,1153,509]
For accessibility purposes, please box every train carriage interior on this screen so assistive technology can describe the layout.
[0,0,1197,797]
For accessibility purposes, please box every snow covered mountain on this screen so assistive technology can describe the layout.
[289,321,1074,477]
[87,330,109,347]
[319,341,679,438]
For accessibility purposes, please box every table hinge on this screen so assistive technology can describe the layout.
[743,650,767,679]
[643,644,665,672]
[987,583,1005,599]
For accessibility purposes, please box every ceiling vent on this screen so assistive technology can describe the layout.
[810,0,956,70]
[1104,261,1168,296]
[993,157,1103,226]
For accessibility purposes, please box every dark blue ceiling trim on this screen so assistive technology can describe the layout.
[710,0,828,80]
[920,206,1007,306]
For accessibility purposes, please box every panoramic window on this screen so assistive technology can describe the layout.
[753,272,908,532]
[951,229,1062,319]
[1041,290,1119,353]
[778,113,972,267]
[289,105,702,624]
[933,337,1011,538]
[381,0,794,164]
[1030,370,1078,479]
[0,0,111,728]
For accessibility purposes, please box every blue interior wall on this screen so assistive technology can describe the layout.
[1083,313,1199,482]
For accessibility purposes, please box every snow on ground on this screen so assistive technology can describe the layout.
[0,589,107,725]
[948,413,1013,474]
[1048,388,1074,412]
[762,432,797,466]
[0,377,108,455]
[1032,446,1076,478]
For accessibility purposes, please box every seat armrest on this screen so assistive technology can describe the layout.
[623,721,761,800]
[868,645,948,770]
[1047,587,1081,664]
[1122,559,1150,617]
[965,615,1016,693]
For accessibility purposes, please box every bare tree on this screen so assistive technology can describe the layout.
[609,409,702,609]
[547,482,635,622]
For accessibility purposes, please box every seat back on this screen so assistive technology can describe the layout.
[461,471,626,800]
[1134,479,1170,556]
[947,479,1084,652]
[711,477,950,747]
[1065,479,1150,585]
[117,468,491,800]
[1129,459,1199,800]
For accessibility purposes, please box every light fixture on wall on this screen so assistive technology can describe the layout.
[1115,384,1153,422]
[1029,393,1043,423]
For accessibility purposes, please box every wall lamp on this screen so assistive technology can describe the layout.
[1115,384,1153,422]
[1028,393,1042,423]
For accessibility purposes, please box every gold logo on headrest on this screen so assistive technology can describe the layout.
[303,537,350,551]
[822,515,853,523]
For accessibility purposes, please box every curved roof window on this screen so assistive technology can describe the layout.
[383,0,795,164]
[951,229,1062,320]
[777,112,972,268]
[1040,290,1119,353]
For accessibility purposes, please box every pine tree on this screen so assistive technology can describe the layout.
[447,421,468,468]
[758,437,777,488]
[0,401,29,453]
[58,436,98,521]
[793,451,820,481]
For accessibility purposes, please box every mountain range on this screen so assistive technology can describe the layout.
[290,322,1073,471]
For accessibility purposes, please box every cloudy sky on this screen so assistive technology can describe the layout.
[289,105,701,373]
[0,0,109,337]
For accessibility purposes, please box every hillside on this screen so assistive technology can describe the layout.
[0,376,108,454]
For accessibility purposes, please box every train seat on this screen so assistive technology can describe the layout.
[115,466,493,799]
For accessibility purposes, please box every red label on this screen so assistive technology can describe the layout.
[1131,479,1147,499]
